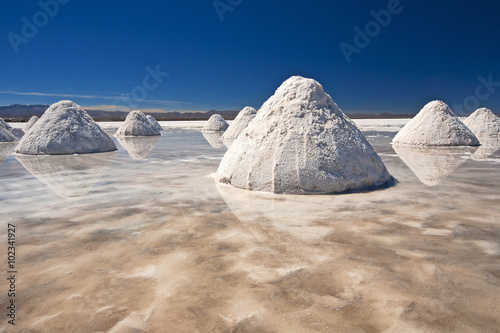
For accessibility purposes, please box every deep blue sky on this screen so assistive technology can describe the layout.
[0,0,499,114]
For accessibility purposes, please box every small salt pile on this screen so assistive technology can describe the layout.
[0,118,12,130]
[0,126,17,143]
[23,116,39,132]
[392,100,479,146]
[116,111,162,137]
[202,114,229,132]
[463,107,500,137]
[146,115,163,132]
[216,76,392,194]
[16,100,116,155]
[222,107,257,144]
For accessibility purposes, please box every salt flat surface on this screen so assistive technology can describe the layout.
[0,127,499,332]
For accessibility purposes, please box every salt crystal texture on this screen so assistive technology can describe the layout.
[0,118,12,130]
[216,76,392,194]
[16,101,117,155]
[116,111,162,137]
[202,114,229,132]
[146,115,163,132]
[23,116,39,132]
[462,108,500,137]
[222,107,257,145]
[392,100,480,146]
[0,126,18,143]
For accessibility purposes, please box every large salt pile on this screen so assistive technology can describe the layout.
[0,118,12,130]
[463,108,500,137]
[116,111,161,137]
[16,101,117,155]
[216,76,392,194]
[222,107,257,145]
[146,115,163,132]
[202,114,229,132]
[0,126,18,143]
[392,100,479,146]
[23,116,39,132]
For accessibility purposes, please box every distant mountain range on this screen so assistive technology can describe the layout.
[0,104,449,122]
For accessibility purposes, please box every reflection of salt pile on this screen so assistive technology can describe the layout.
[393,101,479,146]
[202,114,229,132]
[216,76,392,194]
[146,115,163,132]
[117,136,160,159]
[0,118,12,130]
[202,131,225,148]
[222,107,257,146]
[116,111,162,137]
[216,182,333,241]
[472,137,500,160]
[0,126,18,143]
[23,116,39,132]
[16,100,117,155]
[463,108,500,137]
[0,142,17,164]
[393,145,477,186]
[16,152,116,199]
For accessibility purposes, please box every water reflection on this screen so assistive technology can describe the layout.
[472,137,500,160]
[117,136,160,159]
[0,142,17,164]
[202,131,225,148]
[16,152,116,199]
[393,145,477,186]
[216,181,337,241]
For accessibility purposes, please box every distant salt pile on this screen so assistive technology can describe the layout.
[16,100,117,155]
[0,118,12,130]
[216,76,392,194]
[0,126,18,143]
[23,116,39,132]
[202,114,229,132]
[222,107,257,144]
[463,108,500,137]
[392,100,479,146]
[146,115,163,132]
[116,111,161,137]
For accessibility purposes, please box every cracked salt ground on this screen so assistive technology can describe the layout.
[0,127,499,332]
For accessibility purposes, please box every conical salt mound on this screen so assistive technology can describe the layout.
[116,110,162,137]
[0,126,18,143]
[16,101,117,155]
[222,107,257,142]
[146,115,163,132]
[203,114,229,132]
[0,118,12,130]
[216,76,392,194]
[392,100,479,146]
[462,108,500,137]
[23,116,39,132]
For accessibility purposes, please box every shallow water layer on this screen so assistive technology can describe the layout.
[0,129,499,333]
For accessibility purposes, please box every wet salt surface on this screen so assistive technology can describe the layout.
[0,129,499,332]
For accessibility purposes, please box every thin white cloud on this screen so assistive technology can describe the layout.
[0,90,191,105]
